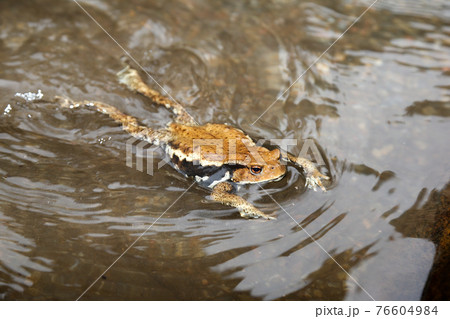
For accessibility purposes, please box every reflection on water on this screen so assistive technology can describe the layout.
[0,0,449,300]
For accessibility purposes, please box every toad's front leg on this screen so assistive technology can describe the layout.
[285,153,329,192]
[211,182,276,220]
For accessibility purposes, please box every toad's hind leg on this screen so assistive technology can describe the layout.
[55,97,170,145]
[117,65,197,126]
[211,182,276,220]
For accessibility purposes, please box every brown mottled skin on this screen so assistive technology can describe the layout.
[167,122,286,183]
[56,63,328,220]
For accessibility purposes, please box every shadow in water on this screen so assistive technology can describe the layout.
[390,183,450,300]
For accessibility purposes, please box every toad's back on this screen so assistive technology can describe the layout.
[166,123,255,163]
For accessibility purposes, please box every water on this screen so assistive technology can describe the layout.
[0,0,449,300]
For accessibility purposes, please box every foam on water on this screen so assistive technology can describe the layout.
[15,89,43,102]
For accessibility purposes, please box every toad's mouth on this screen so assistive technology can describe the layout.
[232,172,286,185]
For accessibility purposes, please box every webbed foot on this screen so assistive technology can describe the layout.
[55,95,79,109]
[117,65,144,92]
[305,170,330,192]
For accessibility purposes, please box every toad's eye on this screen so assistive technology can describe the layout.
[250,166,263,175]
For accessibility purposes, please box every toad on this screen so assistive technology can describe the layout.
[56,63,329,220]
